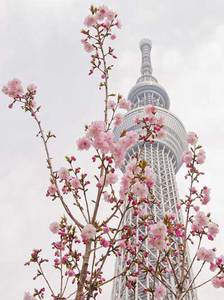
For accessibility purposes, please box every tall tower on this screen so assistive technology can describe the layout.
[111,39,197,300]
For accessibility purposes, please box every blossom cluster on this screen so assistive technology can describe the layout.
[191,210,219,240]
[182,132,206,166]
[135,104,166,142]
[149,221,168,251]
[81,5,121,78]
[77,118,138,169]
[2,78,37,111]
[180,131,224,290]
[119,157,156,201]
[24,218,83,299]
[2,78,24,98]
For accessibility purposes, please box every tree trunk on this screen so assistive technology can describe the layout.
[75,241,92,300]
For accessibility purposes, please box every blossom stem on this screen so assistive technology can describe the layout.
[31,109,83,230]
[38,262,55,296]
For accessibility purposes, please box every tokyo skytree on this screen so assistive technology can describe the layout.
[111,39,197,300]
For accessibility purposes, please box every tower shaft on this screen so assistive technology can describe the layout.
[111,40,197,300]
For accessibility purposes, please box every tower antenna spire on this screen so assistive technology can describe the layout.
[140,38,153,76]
[137,38,157,84]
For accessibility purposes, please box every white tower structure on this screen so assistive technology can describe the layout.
[111,39,197,300]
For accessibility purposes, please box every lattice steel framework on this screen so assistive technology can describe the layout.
[111,39,197,300]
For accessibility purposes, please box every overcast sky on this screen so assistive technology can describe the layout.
[1,0,224,299]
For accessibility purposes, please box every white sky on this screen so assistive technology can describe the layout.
[0,0,224,299]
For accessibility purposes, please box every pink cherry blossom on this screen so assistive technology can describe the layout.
[77,136,91,150]
[146,114,157,124]
[144,166,155,178]
[118,98,131,110]
[119,240,126,249]
[2,78,24,98]
[119,174,131,198]
[83,41,94,53]
[149,222,167,251]
[201,186,210,205]
[96,5,109,20]
[216,255,224,266]
[208,223,219,239]
[205,250,215,263]
[87,121,105,138]
[58,167,69,180]
[126,158,139,176]
[103,191,114,203]
[107,99,116,109]
[145,105,156,115]
[81,224,96,241]
[132,182,148,198]
[186,131,198,145]
[196,149,206,164]
[84,15,96,27]
[197,247,215,263]
[150,237,167,251]
[49,222,60,234]
[116,19,122,29]
[27,83,37,93]
[210,262,217,272]
[150,222,167,237]
[157,128,166,139]
[193,211,209,230]
[110,34,117,40]
[111,143,125,167]
[182,150,193,165]
[111,132,138,167]
[154,284,166,299]
[212,277,224,288]
[119,131,139,149]
[196,247,208,261]
[47,184,57,196]
[104,131,114,146]
[114,113,123,126]
[102,19,111,29]
[92,133,111,153]
[70,177,80,189]
[133,116,140,124]
[106,172,118,186]
[193,205,200,212]
[145,166,156,188]
[100,238,110,247]
[66,269,75,277]
[106,9,116,21]
[23,292,35,300]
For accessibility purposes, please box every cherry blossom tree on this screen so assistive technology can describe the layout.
[1,5,224,300]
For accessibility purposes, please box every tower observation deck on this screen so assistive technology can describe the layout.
[111,39,197,300]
